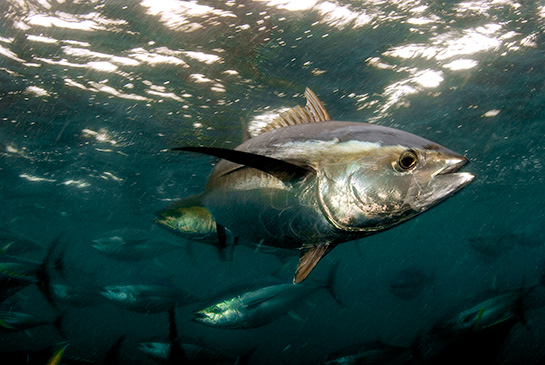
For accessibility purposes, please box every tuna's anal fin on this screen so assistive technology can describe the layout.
[175,147,313,182]
[294,243,330,284]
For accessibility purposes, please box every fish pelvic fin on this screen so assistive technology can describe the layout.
[175,147,313,182]
[294,243,331,284]
[258,87,330,135]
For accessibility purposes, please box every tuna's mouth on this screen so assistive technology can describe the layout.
[193,312,209,320]
[435,156,474,186]
[414,155,474,210]
[437,156,469,175]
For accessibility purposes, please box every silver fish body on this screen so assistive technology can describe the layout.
[171,89,474,282]
[100,284,193,313]
[194,282,326,329]
[0,310,51,331]
[92,228,186,261]
[51,283,104,307]
[138,340,234,364]
[206,121,472,245]
[433,291,523,336]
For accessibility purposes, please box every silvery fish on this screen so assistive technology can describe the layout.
[322,340,409,365]
[431,289,527,336]
[163,88,474,283]
[51,282,104,307]
[193,266,337,329]
[137,339,235,364]
[100,283,195,313]
[0,310,60,332]
[139,305,241,364]
[92,228,187,261]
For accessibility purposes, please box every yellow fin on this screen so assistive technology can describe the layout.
[258,88,331,135]
[47,342,69,365]
[472,305,487,331]
[0,318,16,330]
[294,243,330,284]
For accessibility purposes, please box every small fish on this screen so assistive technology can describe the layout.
[389,267,434,300]
[322,340,409,365]
[91,228,187,261]
[194,264,339,329]
[431,288,528,337]
[469,230,543,258]
[51,282,104,307]
[0,235,64,304]
[0,310,61,332]
[139,306,247,364]
[100,283,195,313]
[137,339,236,364]
[167,88,474,283]
[0,231,43,255]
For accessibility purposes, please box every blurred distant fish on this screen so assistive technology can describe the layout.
[0,235,64,304]
[419,286,536,363]
[139,306,247,364]
[164,88,474,283]
[0,230,43,256]
[138,340,237,364]
[469,231,544,258]
[194,264,339,329]
[389,267,434,300]
[0,310,62,332]
[91,228,187,261]
[51,282,104,307]
[431,288,529,338]
[100,283,195,313]
[321,340,409,365]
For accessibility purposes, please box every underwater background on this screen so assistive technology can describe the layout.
[1,0,545,363]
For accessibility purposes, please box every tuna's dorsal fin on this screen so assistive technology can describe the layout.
[175,147,313,182]
[294,243,331,284]
[258,88,331,135]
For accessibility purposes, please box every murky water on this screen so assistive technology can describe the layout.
[1,1,545,364]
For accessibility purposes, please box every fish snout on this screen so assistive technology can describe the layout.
[438,155,469,175]
[193,311,208,319]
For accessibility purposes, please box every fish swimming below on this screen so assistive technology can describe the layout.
[159,88,474,283]
[91,228,187,261]
[193,264,339,329]
[100,283,195,313]
[389,267,434,300]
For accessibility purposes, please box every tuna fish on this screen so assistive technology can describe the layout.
[163,88,474,283]
[100,283,195,313]
[91,228,187,261]
[193,264,338,329]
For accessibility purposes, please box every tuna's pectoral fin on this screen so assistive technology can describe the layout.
[294,243,330,284]
[174,147,313,182]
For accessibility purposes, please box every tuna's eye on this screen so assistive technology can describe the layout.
[397,150,418,171]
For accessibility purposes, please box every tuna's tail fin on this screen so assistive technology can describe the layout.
[37,234,66,308]
[320,261,344,308]
[52,311,68,339]
[102,335,126,364]
[235,346,257,365]
[168,305,187,364]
